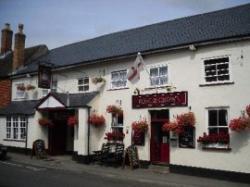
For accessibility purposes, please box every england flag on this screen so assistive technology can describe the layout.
[127,52,144,82]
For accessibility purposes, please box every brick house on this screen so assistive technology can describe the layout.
[0,23,48,108]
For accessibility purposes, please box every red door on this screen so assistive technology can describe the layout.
[150,122,169,163]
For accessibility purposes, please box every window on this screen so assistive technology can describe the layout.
[150,66,168,86]
[111,114,124,134]
[78,77,89,92]
[5,116,28,140]
[16,83,25,99]
[204,57,230,83]
[208,108,228,134]
[51,80,57,92]
[111,70,127,89]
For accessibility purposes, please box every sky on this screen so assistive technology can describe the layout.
[0,0,250,49]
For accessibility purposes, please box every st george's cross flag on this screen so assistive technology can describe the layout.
[127,52,144,82]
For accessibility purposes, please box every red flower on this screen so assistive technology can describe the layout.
[38,118,53,127]
[229,117,249,132]
[104,131,125,141]
[17,85,26,91]
[246,105,250,117]
[106,105,123,116]
[197,132,230,144]
[26,84,36,90]
[162,121,184,134]
[89,114,105,127]
[176,112,195,126]
[132,119,148,133]
[67,116,78,127]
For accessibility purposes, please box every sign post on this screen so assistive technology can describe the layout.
[38,65,52,89]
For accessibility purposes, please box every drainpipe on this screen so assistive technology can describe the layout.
[25,115,29,155]
[87,106,91,163]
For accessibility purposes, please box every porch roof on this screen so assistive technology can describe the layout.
[36,91,99,109]
[0,100,39,115]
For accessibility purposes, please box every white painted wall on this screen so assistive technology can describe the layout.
[8,39,250,173]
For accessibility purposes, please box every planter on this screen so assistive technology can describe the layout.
[67,116,78,127]
[106,105,123,116]
[89,114,105,127]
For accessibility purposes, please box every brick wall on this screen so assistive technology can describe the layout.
[0,79,11,108]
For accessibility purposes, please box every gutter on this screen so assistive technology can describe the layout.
[10,35,250,79]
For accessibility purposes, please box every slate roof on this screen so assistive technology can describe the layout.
[53,92,98,107]
[0,45,48,78]
[15,3,250,76]
[0,100,39,115]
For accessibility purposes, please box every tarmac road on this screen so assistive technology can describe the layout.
[0,161,170,187]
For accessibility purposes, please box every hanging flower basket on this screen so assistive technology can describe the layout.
[89,114,105,127]
[106,105,123,116]
[26,84,36,91]
[162,112,196,134]
[92,77,106,84]
[176,112,196,126]
[38,118,53,127]
[17,85,26,91]
[67,116,78,127]
[104,131,125,142]
[132,119,149,133]
[197,132,230,145]
[229,104,250,132]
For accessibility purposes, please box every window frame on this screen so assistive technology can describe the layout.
[202,56,232,84]
[5,116,28,141]
[110,70,127,89]
[78,76,89,92]
[149,65,168,87]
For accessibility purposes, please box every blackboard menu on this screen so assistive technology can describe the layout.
[179,126,195,148]
[123,145,140,169]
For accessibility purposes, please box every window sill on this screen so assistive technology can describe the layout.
[199,81,234,87]
[3,139,26,142]
[202,147,231,151]
[145,85,171,90]
[107,87,129,91]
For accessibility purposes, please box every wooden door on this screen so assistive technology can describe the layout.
[49,119,67,155]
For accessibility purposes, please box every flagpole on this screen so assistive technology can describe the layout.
[137,52,159,93]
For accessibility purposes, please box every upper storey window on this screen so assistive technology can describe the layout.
[78,77,89,92]
[111,70,127,89]
[15,83,25,99]
[150,66,168,86]
[204,57,230,83]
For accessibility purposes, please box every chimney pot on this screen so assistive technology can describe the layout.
[1,23,13,54]
[13,24,26,70]
[18,24,24,34]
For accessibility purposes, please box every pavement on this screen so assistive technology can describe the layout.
[2,152,250,187]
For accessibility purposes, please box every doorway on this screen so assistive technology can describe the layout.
[48,110,75,155]
[150,110,169,164]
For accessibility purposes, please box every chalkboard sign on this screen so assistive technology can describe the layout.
[32,139,47,159]
[179,126,195,148]
[123,145,140,169]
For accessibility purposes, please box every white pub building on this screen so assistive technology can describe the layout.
[0,4,250,182]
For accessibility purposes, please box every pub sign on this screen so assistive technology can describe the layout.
[132,91,188,109]
[38,65,52,89]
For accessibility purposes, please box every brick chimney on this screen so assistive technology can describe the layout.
[13,24,26,70]
[1,23,13,54]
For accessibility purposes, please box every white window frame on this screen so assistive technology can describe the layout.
[149,65,168,87]
[42,89,49,97]
[202,56,232,84]
[78,76,89,92]
[205,107,230,148]
[15,83,26,99]
[110,70,127,89]
[5,116,28,141]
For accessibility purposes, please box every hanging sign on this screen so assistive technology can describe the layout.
[38,65,52,89]
[132,91,188,108]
